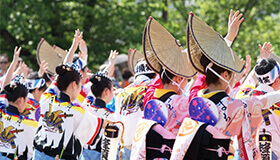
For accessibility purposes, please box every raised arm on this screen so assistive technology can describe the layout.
[243,42,273,86]
[104,50,118,78]
[78,39,88,62]
[1,47,21,91]
[64,29,83,64]
[38,60,48,77]
[224,9,244,46]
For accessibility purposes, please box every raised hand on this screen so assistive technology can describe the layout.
[244,55,251,75]
[259,42,273,59]
[64,29,83,64]
[78,39,88,61]
[13,46,22,62]
[108,50,119,65]
[72,29,83,46]
[225,9,244,42]
[38,60,48,77]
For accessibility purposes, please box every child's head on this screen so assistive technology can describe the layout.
[89,73,114,104]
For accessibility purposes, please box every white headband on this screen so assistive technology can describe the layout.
[25,78,45,90]
[74,57,87,72]
[134,61,154,76]
[256,63,280,85]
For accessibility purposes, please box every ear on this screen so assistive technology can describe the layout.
[173,76,183,83]
[71,81,77,89]
[104,88,110,96]
[221,71,230,80]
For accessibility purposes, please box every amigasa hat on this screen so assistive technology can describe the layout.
[143,17,197,78]
[37,39,67,75]
[187,12,244,74]
[128,48,143,74]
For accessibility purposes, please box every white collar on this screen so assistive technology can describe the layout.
[28,92,35,100]
[256,84,275,93]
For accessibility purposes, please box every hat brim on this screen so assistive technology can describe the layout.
[187,13,244,74]
[37,39,66,75]
[143,17,197,78]
[128,49,143,74]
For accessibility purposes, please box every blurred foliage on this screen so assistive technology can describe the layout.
[0,0,279,72]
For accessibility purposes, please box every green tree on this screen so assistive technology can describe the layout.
[1,0,279,72]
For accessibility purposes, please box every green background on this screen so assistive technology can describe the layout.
[1,0,279,72]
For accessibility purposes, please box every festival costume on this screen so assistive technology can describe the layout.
[0,105,38,160]
[19,93,40,121]
[237,84,280,159]
[131,85,192,159]
[114,75,153,160]
[33,82,103,160]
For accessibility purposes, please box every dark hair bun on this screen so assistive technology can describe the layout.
[4,84,13,94]
[56,65,67,75]
[89,75,99,84]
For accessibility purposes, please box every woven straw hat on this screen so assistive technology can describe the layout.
[270,53,280,64]
[37,39,67,75]
[187,13,244,74]
[143,17,197,78]
[128,48,143,74]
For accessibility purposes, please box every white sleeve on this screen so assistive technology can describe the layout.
[224,38,233,47]
[74,110,103,146]
[256,91,280,109]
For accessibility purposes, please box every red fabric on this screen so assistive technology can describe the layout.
[188,75,207,102]
[87,118,102,145]
[143,75,163,107]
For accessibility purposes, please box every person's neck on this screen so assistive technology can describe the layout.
[9,102,23,113]
[163,83,177,92]
[99,96,108,104]
[207,83,225,93]
[63,90,74,102]
[1,68,7,74]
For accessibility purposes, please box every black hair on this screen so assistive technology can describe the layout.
[159,67,176,84]
[56,64,81,91]
[89,74,113,98]
[27,72,47,93]
[255,58,277,75]
[200,54,232,85]
[122,68,133,80]
[43,73,52,83]
[4,83,28,102]
[73,55,86,72]
[142,73,156,79]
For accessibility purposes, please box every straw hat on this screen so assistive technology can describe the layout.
[128,48,143,74]
[270,53,280,64]
[186,13,244,74]
[36,39,67,75]
[143,17,197,78]
[53,45,67,57]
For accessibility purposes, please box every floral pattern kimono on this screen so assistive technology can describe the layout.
[171,89,280,160]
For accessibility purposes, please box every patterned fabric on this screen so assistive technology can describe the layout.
[198,89,278,160]
[237,84,280,158]
[115,78,152,147]
[0,107,38,160]
[33,83,103,160]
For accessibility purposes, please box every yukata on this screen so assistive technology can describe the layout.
[0,105,38,160]
[114,76,153,160]
[20,93,40,121]
[131,75,205,159]
[171,88,280,160]
[237,84,280,159]
[131,88,191,159]
[79,91,118,160]
[33,82,103,160]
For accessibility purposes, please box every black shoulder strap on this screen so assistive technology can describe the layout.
[208,91,228,105]
[158,91,176,102]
